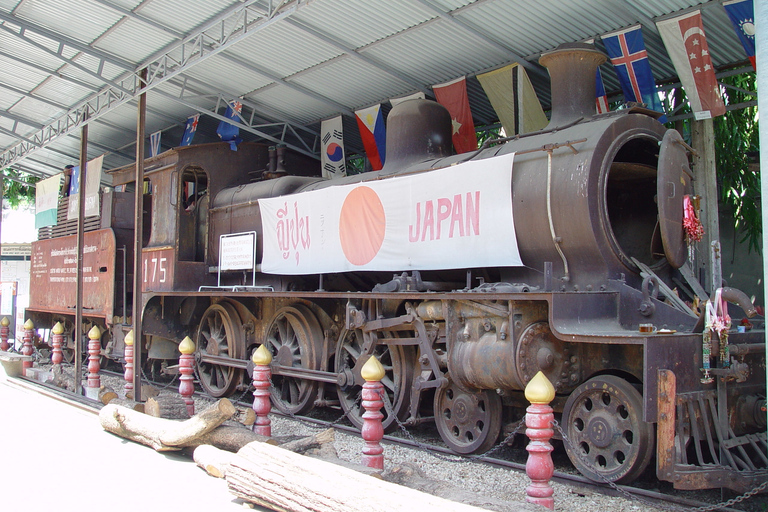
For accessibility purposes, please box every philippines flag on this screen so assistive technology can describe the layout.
[433,76,477,154]
[723,0,756,70]
[180,114,199,146]
[354,104,386,171]
[657,11,725,120]
[601,25,666,121]
[217,101,243,151]
[595,68,609,114]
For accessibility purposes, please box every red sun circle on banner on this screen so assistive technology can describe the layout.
[339,186,386,266]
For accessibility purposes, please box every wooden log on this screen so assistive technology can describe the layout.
[98,385,118,405]
[109,398,145,413]
[99,399,236,451]
[226,441,498,512]
[47,365,78,393]
[382,463,538,512]
[125,383,159,401]
[194,444,234,478]
[145,395,191,419]
[234,407,256,426]
[279,427,334,455]
[182,426,277,452]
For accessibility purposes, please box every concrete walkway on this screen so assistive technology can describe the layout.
[0,368,259,512]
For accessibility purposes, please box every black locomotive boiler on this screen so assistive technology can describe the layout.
[28,43,766,491]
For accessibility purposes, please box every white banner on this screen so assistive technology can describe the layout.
[68,155,103,220]
[260,153,521,274]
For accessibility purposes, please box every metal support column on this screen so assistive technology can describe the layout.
[74,121,88,393]
[132,69,147,402]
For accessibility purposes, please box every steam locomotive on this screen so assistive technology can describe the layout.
[27,44,766,491]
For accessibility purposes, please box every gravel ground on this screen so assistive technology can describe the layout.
[66,368,768,511]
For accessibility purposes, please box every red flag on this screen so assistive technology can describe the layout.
[432,77,477,154]
[657,11,725,119]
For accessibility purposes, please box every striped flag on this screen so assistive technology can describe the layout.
[150,130,161,157]
[477,63,548,135]
[433,76,477,153]
[321,115,346,179]
[595,68,610,114]
[602,25,666,120]
[723,0,756,70]
[354,104,386,171]
[35,174,61,229]
[657,11,725,120]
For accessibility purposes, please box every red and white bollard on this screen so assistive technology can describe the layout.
[0,316,10,351]
[22,319,34,370]
[524,371,556,510]
[51,321,64,365]
[124,330,134,399]
[251,345,272,437]
[86,325,102,399]
[360,355,385,470]
[179,336,196,416]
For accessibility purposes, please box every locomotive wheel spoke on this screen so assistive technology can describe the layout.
[434,380,502,455]
[265,305,322,416]
[195,303,244,398]
[335,328,415,433]
[561,375,653,484]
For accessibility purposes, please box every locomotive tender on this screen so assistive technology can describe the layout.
[28,44,766,491]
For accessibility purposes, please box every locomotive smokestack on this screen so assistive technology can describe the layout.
[381,99,453,174]
[539,43,607,128]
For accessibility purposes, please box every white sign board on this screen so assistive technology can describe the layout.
[219,232,256,271]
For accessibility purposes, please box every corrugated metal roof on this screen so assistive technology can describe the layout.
[0,0,757,178]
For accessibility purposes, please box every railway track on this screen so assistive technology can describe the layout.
[14,368,765,512]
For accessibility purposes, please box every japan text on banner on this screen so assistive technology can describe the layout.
[477,63,548,136]
[180,114,200,146]
[354,104,386,171]
[390,92,425,108]
[259,153,522,275]
[432,76,478,153]
[217,100,243,150]
[35,174,61,229]
[150,130,161,157]
[723,0,756,70]
[320,115,346,179]
[68,155,104,220]
[596,68,610,113]
[657,11,725,120]
[601,25,666,120]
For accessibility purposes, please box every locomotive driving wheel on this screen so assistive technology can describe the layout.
[335,329,415,432]
[561,375,653,484]
[434,379,502,454]
[196,303,244,398]
[264,305,322,416]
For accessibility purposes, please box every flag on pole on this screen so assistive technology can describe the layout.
[180,114,200,146]
[150,130,161,157]
[217,100,243,150]
[723,0,756,70]
[354,104,386,171]
[35,174,61,229]
[595,68,610,114]
[477,63,548,135]
[68,155,103,220]
[601,25,666,120]
[432,76,477,154]
[321,115,346,179]
[390,92,426,108]
[656,11,725,120]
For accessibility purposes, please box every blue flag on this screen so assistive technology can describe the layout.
[217,101,243,151]
[596,68,609,113]
[723,0,756,70]
[602,25,666,121]
[180,114,199,146]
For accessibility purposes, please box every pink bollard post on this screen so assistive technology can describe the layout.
[179,336,196,416]
[360,355,385,470]
[124,330,134,399]
[22,319,34,370]
[0,316,10,351]
[524,371,556,510]
[251,345,272,436]
[87,326,102,396]
[51,321,64,366]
